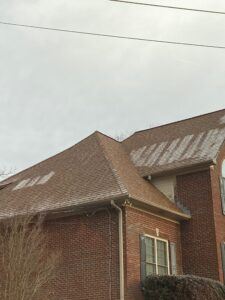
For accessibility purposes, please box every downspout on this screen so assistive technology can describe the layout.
[111,200,125,300]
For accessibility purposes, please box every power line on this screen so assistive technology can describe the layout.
[0,20,225,50]
[110,0,225,16]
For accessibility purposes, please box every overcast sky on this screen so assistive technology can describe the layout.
[0,0,225,173]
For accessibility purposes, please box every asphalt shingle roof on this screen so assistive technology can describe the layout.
[123,109,225,176]
[0,132,187,220]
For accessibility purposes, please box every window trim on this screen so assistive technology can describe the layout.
[221,242,225,283]
[221,160,225,215]
[142,234,170,276]
[222,160,225,178]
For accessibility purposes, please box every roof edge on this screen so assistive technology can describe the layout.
[214,138,225,164]
[94,132,128,194]
[128,197,191,221]
[46,194,190,222]
[123,108,225,142]
[143,159,215,178]
[0,191,189,222]
[0,194,129,221]
[0,131,114,186]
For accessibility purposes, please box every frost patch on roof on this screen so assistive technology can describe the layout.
[130,127,225,170]
[27,176,41,187]
[146,142,167,166]
[13,179,31,191]
[167,135,193,164]
[12,172,55,191]
[37,171,55,185]
[220,115,225,125]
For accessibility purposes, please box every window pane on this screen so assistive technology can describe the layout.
[158,266,169,275]
[157,240,168,267]
[222,160,225,178]
[146,237,155,264]
[221,177,225,214]
[146,263,157,275]
[222,178,225,192]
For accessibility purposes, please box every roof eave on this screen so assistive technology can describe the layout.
[40,194,191,222]
[0,193,190,223]
[0,194,128,222]
[141,159,215,178]
[43,195,129,221]
[127,197,191,222]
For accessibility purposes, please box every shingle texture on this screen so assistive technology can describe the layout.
[123,109,225,176]
[0,132,184,219]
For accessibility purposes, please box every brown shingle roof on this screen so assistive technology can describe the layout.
[123,109,225,176]
[0,132,187,220]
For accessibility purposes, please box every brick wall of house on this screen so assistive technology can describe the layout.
[210,144,225,282]
[124,205,182,300]
[45,209,120,300]
[42,161,225,300]
[176,170,220,280]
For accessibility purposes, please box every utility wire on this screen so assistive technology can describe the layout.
[110,0,225,16]
[0,20,225,50]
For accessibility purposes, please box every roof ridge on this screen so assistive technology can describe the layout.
[123,107,225,142]
[0,132,99,185]
[0,131,121,186]
[94,132,128,195]
[94,130,121,143]
[94,132,183,213]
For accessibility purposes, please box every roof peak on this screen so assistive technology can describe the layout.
[94,131,121,143]
[0,131,96,185]
[0,128,187,221]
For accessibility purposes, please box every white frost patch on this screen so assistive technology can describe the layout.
[137,144,157,166]
[207,127,225,159]
[37,171,55,185]
[12,171,55,191]
[182,132,204,160]
[130,146,146,163]
[167,134,193,163]
[158,139,180,165]
[130,127,225,169]
[13,179,31,190]
[27,176,41,187]
[146,142,168,166]
[198,129,219,159]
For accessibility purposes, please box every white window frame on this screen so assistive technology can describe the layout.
[222,160,225,178]
[143,234,170,276]
[221,160,225,215]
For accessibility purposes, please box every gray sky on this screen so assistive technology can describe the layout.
[0,0,225,173]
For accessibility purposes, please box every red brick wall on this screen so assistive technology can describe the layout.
[210,144,225,282]
[176,170,219,280]
[124,205,182,300]
[45,210,120,300]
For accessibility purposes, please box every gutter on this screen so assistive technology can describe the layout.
[111,200,124,300]
[129,197,191,221]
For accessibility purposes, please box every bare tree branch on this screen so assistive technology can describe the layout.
[114,131,133,142]
[0,168,16,181]
[0,214,59,300]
